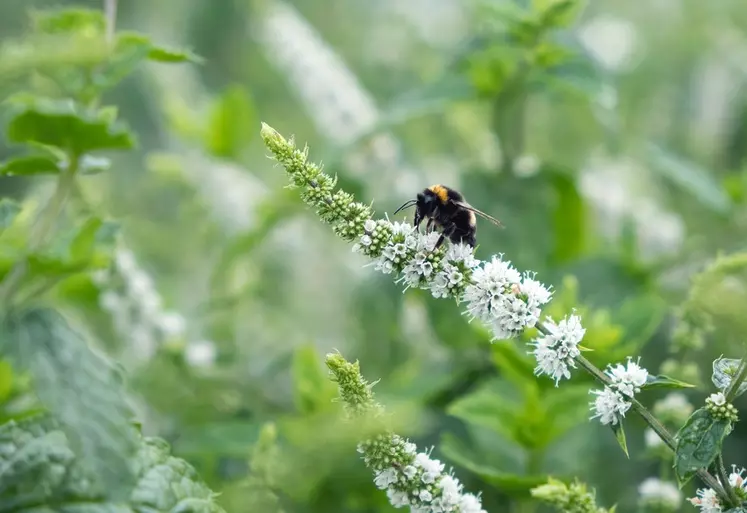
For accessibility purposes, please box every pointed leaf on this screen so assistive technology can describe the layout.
[30,7,105,35]
[643,374,696,390]
[5,96,135,155]
[674,408,732,486]
[0,199,21,231]
[712,357,747,398]
[148,45,203,64]
[647,143,731,214]
[0,308,139,500]
[206,84,256,159]
[292,344,337,414]
[611,422,629,458]
[0,155,61,176]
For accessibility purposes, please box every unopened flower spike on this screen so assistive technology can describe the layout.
[325,352,488,513]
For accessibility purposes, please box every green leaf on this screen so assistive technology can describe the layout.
[148,45,203,63]
[30,7,105,36]
[0,155,61,176]
[5,96,135,155]
[173,420,261,457]
[0,308,139,500]
[206,84,256,159]
[643,374,696,390]
[446,378,522,441]
[440,433,548,496]
[712,357,747,397]
[0,415,226,511]
[611,422,629,458]
[674,408,732,486]
[0,199,21,231]
[535,0,586,28]
[27,216,119,280]
[79,154,111,175]
[548,168,586,263]
[647,143,732,214]
[292,344,337,414]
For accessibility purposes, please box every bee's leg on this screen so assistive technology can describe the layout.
[432,222,456,252]
[413,210,423,230]
[426,218,435,233]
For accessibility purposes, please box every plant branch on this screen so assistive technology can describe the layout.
[537,322,730,502]
[717,454,740,506]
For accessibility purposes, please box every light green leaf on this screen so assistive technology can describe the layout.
[292,344,337,414]
[79,155,111,175]
[643,374,696,390]
[148,45,203,63]
[611,422,629,458]
[0,360,12,401]
[712,357,747,397]
[0,308,139,500]
[534,0,586,28]
[30,7,105,36]
[206,84,256,159]
[647,143,731,214]
[0,155,61,176]
[0,199,21,231]
[674,408,732,486]
[5,96,135,155]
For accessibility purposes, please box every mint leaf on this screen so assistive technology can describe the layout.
[5,96,135,155]
[1,309,139,500]
[674,408,732,486]
[0,155,61,176]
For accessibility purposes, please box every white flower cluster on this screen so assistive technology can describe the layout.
[590,357,649,426]
[359,435,486,513]
[92,246,216,369]
[356,220,554,341]
[463,257,552,340]
[638,478,682,511]
[529,314,585,385]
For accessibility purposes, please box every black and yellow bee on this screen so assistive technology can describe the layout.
[393,184,503,250]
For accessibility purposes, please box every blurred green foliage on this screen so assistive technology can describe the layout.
[0,0,747,512]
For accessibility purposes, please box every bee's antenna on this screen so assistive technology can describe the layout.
[393,199,417,216]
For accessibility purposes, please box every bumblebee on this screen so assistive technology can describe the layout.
[393,184,503,250]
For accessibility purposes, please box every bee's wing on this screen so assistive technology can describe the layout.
[452,201,504,227]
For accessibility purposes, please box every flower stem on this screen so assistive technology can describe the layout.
[717,454,740,507]
[538,321,730,502]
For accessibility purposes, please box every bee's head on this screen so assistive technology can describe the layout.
[417,189,439,216]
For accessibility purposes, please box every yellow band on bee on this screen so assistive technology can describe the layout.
[428,184,448,203]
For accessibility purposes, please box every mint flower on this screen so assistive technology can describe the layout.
[589,386,631,426]
[530,314,585,385]
[606,357,649,397]
[688,488,722,513]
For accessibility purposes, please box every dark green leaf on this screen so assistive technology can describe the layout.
[0,415,226,511]
[440,433,548,496]
[643,374,696,390]
[674,408,732,486]
[206,84,256,159]
[712,357,747,398]
[292,344,337,414]
[0,155,61,176]
[0,199,21,231]
[611,422,629,458]
[5,96,135,155]
[647,143,731,214]
[148,45,203,63]
[172,421,261,457]
[0,308,139,500]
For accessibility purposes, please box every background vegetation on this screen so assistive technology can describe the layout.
[1,0,747,512]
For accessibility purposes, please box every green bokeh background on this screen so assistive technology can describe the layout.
[2,0,747,512]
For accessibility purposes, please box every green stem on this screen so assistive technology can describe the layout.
[0,156,80,306]
[717,454,740,506]
[536,322,729,502]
